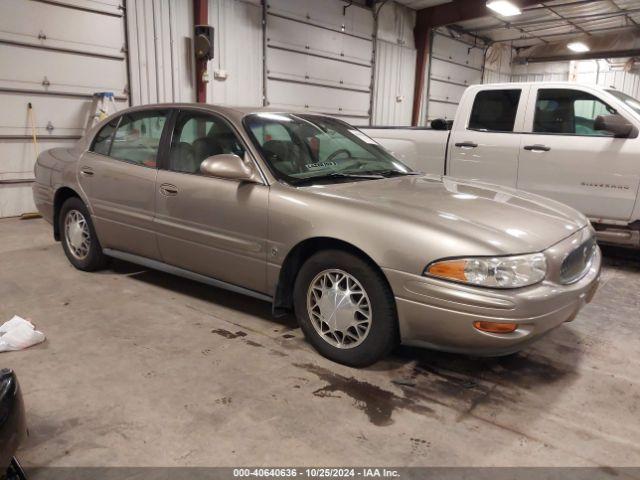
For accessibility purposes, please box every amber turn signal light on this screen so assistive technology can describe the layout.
[426,260,467,282]
[473,321,518,334]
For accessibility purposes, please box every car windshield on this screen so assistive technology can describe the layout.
[243,113,413,185]
[606,89,640,117]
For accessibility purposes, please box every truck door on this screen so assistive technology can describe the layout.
[517,86,640,221]
[447,86,528,187]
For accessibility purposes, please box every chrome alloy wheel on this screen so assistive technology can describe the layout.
[64,209,91,260]
[306,269,372,349]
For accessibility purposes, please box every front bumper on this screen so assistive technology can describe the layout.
[385,231,601,356]
[0,369,27,472]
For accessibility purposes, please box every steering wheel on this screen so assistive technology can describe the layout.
[326,149,353,162]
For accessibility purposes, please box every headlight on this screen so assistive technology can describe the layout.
[424,253,547,288]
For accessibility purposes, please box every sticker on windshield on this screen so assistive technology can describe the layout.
[348,129,377,144]
[305,162,337,169]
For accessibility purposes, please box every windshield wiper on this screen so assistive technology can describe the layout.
[292,172,385,186]
[366,170,421,177]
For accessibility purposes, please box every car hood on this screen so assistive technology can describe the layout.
[303,174,588,254]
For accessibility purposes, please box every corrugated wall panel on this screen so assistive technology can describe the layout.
[372,40,415,125]
[372,2,415,126]
[127,0,195,105]
[208,0,263,107]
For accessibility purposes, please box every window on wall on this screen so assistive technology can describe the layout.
[468,89,521,132]
[109,111,168,167]
[534,89,617,136]
[167,111,246,174]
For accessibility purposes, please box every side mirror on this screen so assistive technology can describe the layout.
[594,114,637,138]
[199,154,261,183]
[430,118,453,131]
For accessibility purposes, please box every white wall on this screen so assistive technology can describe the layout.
[208,0,263,107]
[127,0,195,104]
[372,1,416,126]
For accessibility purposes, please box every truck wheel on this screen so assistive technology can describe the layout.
[59,197,107,271]
[293,250,398,367]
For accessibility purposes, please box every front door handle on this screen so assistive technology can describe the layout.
[454,141,478,148]
[80,166,94,176]
[524,144,551,152]
[160,183,178,196]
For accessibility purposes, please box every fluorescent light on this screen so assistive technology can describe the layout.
[568,42,590,53]
[487,1,522,16]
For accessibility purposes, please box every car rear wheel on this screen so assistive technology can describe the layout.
[293,250,398,367]
[59,197,107,271]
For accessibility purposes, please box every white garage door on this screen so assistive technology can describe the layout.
[265,0,374,125]
[0,0,129,218]
[426,31,484,123]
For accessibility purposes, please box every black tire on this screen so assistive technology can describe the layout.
[59,197,107,271]
[293,249,398,367]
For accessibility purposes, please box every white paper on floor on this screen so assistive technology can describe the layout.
[0,315,45,352]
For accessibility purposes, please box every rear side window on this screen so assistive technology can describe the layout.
[469,89,521,132]
[109,111,168,167]
[534,89,616,135]
[90,119,118,155]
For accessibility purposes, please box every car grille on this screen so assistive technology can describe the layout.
[560,236,597,284]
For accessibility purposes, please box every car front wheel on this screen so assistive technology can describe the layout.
[59,197,107,271]
[293,250,398,367]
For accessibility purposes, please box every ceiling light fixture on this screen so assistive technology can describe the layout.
[486,1,522,16]
[568,42,590,53]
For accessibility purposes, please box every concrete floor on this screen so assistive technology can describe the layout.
[1,217,639,468]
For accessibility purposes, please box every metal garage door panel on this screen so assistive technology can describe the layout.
[426,101,457,122]
[267,80,369,118]
[432,35,484,69]
[267,48,370,91]
[0,44,127,96]
[0,139,75,182]
[430,58,481,87]
[268,15,372,65]
[429,80,467,104]
[267,0,373,39]
[49,0,123,16]
[0,93,127,137]
[0,0,124,58]
[0,185,37,217]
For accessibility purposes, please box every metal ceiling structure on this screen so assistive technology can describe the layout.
[448,0,640,48]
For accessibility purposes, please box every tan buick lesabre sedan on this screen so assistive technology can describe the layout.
[33,104,601,366]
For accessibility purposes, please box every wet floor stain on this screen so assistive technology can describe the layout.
[282,334,296,339]
[211,329,247,339]
[295,363,434,427]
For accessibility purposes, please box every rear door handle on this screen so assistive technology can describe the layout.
[454,141,478,148]
[524,144,551,152]
[160,183,178,196]
[80,167,94,176]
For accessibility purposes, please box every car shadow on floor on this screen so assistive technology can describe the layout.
[106,259,297,329]
[600,244,640,272]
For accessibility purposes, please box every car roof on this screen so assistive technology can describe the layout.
[117,103,323,123]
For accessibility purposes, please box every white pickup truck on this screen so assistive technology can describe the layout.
[362,82,640,248]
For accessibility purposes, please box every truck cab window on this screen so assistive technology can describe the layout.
[534,89,616,136]
[468,89,521,132]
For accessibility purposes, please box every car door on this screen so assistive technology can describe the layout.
[517,86,640,221]
[447,86,528,187]
[153,109,269,294]
[79,109,169,259]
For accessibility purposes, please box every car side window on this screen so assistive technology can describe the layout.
[90,118,119,156]
[168,111,246,175]
[534,89,616,136]
[468,89,521,132]
[109,110,168,167]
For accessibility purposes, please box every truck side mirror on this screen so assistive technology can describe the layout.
[430,118,453,131]
[594,114,637,138]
